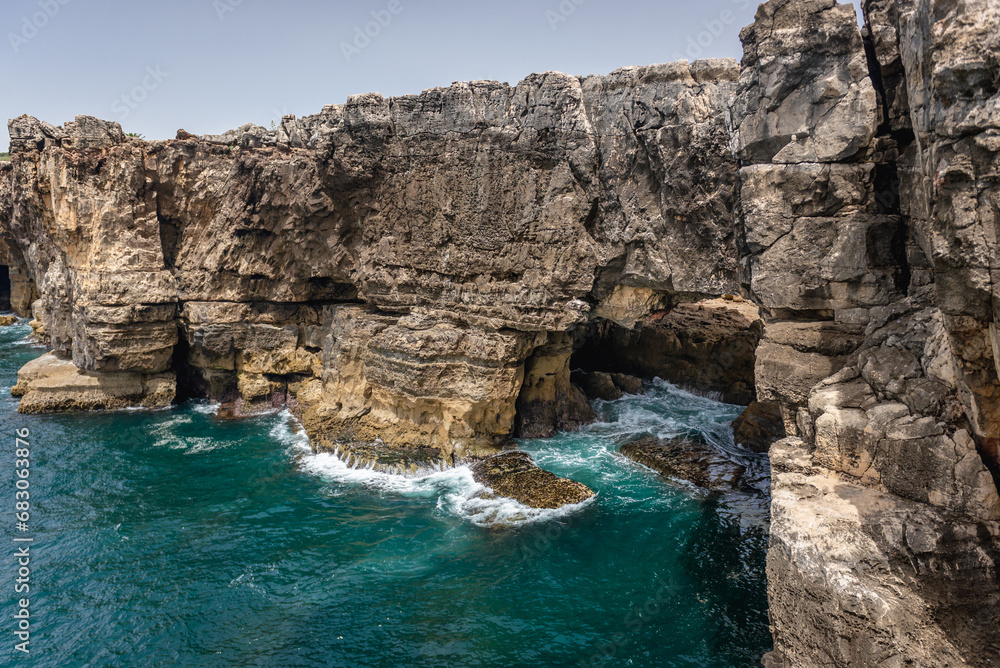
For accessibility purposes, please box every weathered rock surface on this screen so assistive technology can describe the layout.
[729,0,1000,665]
[766,438,1000,668]
[0,60,742,451]
[514,332,597,439]
[2,0,1000,662]
[470,451,595,509]
[0,238,36,316]
[620,436,745,490]
[13,352,174,413]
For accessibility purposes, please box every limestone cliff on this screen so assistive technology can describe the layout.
[728,0,1000,665]
[2,1,1000,664]
[0,60,743,463]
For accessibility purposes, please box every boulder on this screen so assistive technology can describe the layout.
[732,401,786,453]
[571,370,622,401]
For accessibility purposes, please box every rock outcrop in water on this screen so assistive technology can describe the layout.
[2,0,1000,663]
[471,451,596,509]
[620,436,746,490]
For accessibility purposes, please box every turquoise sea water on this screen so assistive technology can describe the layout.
[0,320,770,667]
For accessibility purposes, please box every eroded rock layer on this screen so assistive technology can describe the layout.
[2,0,1000,663]
[0,60,743,464]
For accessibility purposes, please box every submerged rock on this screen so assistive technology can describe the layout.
[471,451,595,509]
[322,440,446,476]
[619,436,745,490]
[731,401,786,454]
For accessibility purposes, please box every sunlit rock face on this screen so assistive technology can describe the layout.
[2,0,999,659]
[0,60,742,463]
[729,0,1000,665]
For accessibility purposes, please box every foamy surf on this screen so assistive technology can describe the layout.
[266,412,593,528]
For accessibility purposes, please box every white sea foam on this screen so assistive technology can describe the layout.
[190,401,222,415]
[148,413,227,453]
[265,411,593,527]
[301,450,592,527]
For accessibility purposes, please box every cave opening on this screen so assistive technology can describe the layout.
[569,297,763,407]
[0,266,11,312]
[514,295,786,454]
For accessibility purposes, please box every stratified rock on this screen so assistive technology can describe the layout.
[0,60,742,456]
[515,332,596,439]
[3,3,1000,662]
[298,307,544,461]
[13,353,174,413]
[471,451,595,509]
[619,436,745,490]
[731,401,786,454]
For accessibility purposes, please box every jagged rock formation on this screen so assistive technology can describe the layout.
[727,0,1000,665]
[2,0,1000,663]
[0,59,744,467]
[13,352,174,413]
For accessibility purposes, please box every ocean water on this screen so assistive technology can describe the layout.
[0,320,771,667]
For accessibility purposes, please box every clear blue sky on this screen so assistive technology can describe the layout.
[0,0,865,150]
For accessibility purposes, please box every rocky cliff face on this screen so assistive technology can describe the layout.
[0,60,744,464]
[2,1,999,664]
[728,0,1000,665]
